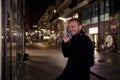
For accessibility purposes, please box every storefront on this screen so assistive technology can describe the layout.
[88,27,98,49]
[1,0,26,80]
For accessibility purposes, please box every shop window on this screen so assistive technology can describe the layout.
[105,0,109,13]
[100,14,104,21]
[91,4,98,17]
[100,1,104,15]
[105,13,109,21]
[91,17,98,23]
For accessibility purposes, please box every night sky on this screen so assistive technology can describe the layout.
[27,0,54,26]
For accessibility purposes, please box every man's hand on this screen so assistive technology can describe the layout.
[63,33,70,43]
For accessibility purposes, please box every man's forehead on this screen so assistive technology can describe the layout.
[68,21,78,26]
[68,20,77,23]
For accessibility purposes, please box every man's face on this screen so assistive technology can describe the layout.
[68,20,82,36]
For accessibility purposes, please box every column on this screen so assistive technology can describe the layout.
[0,0,2,79]
[117,14,120,53]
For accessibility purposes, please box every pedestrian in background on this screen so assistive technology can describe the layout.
[55,18,94,80]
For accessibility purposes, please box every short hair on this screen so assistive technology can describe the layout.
[68,18,82,25]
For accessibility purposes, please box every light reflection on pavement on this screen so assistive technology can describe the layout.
[24,42,120,80]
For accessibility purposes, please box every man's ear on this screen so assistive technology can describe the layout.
[78,25,82,30]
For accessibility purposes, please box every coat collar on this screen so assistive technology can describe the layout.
[72,30,85,38]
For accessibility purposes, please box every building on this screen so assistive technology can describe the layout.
[78,0,120,52]
[1,0,26,80]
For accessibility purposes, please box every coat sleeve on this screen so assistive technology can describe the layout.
[62,41,74,58]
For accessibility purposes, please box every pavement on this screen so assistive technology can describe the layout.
[21,42,120,80]
[91,50,120,80]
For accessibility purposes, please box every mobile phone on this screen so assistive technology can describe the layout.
[67,31,72,37]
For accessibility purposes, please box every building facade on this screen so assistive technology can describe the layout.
[78,0,120,52]
[1,0,26,80]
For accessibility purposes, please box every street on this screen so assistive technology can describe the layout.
[22,42,120,80]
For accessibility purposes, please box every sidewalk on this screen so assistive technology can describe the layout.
[23,42,120,80]
[90,50,120,80]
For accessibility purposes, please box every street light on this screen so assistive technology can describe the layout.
[58,17,71,22]
[58,17,71,34]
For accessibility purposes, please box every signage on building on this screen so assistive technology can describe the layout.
[89,27,98,34]
[110,24,117,29]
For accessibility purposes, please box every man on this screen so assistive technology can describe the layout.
[55,18,94,80]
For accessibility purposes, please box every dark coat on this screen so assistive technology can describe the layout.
[56,31,94,80]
